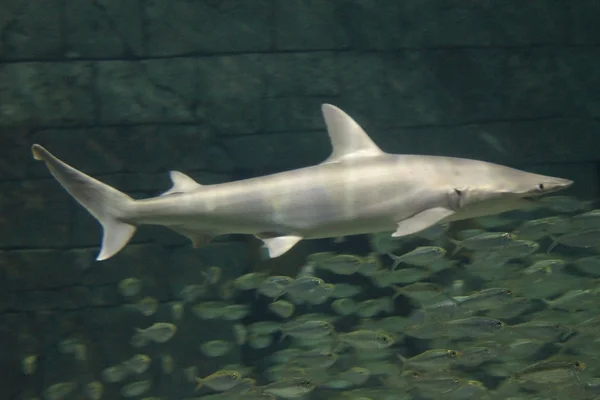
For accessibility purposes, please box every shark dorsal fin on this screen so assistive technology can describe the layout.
[161,171,203,196]
[321,104,385,164]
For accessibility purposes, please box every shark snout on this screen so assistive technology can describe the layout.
[543,177,574,193]
[554,177,573,189]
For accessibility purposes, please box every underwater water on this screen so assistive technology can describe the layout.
[3,1,600,400]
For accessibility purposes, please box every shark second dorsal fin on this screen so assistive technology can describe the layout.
[321,104,385,164]
[161,171,203,196]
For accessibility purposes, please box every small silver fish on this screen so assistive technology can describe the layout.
[221,304,251,321]
[445,317,505,338]
[336,367,371,385]
[573,255,600,276]
[280,320,334,340]
[338,330,395,350]
[487,297,534,319]
[84,381,104,400]
[489,239,540,259]
[355,297,394,318]
[514,360,586,384]
[285,276,325,296]
[507,320,572,341]
[248,333,273,349]
[549,229,600,252]
[199,340,232,357]
[457,342,505,367]
[450,232,517,254]
[233,272,269,291]
[195,370,243,391]
[392,282,445,304]
[514,216,572,241]
[135,322,177,343]
[120,380,151,397]
[397,349,462,371]
[290,350,338,368]
[179,284,206,303]
[257,276,294,299]
[44,382,77,400]
[456,288,514,311]
[572,208,600,230]
[118,278,142,297]
[371,268,432,287]
[543,289,600,312]
[357,253,382,276]
[331,298,358,316]
[389,246,446,269]
[539,195,594,213]
[317,254,363,275]
[123,354,151,374]
[261,378,316,398]
[269,300,295,318]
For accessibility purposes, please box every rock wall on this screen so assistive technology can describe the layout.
[1,1,600,398]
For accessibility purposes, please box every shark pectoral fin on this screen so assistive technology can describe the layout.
[257,234,303,258]
[161,171,203,196]
[392,207,455,238]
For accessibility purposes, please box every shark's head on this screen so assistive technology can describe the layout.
[447,162,573,219]
[492,166,574,198]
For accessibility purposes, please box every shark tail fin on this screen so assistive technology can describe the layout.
[31,144,136,261]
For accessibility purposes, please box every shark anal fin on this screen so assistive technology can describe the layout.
[256,234,303,258]
[168,226,215,248]
[392,207,455,238]
[161,171,203,196]
[190,234,214,248]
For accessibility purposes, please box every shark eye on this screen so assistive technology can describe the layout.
[538,183,545,191]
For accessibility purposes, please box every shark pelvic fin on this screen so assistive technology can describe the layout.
[321,104,385,164]
[161,171,203,196]
[256,234,303,258]
[31,144,136,261]
[392,207,455,238]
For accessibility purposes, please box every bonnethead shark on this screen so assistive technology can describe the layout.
[31,104,573,261]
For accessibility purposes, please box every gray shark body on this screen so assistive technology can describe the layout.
[32,105,573,261]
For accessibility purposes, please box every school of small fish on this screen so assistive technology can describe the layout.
[26,195,600,399]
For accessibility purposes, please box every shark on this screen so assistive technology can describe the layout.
[31,104,573,261]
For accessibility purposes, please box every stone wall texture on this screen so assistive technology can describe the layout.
[1,0,600,398]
